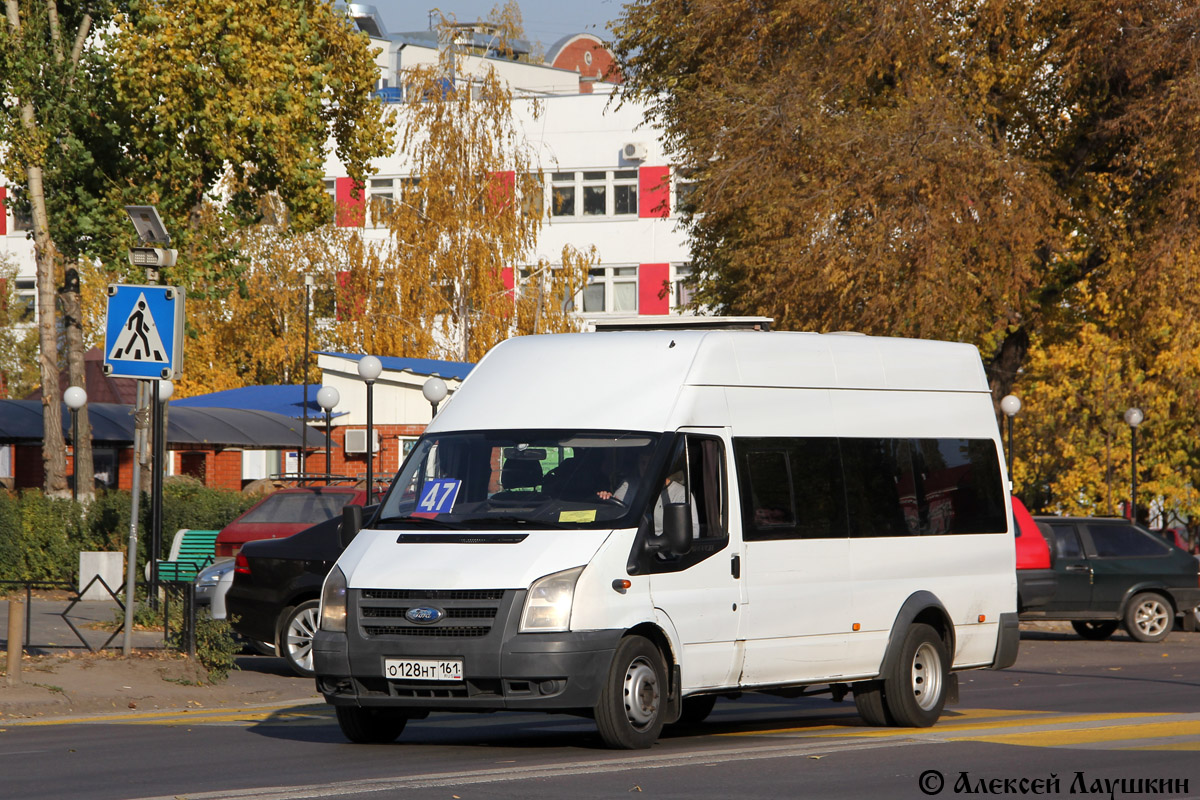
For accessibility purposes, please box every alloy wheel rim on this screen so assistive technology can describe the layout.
[287,607,319,671]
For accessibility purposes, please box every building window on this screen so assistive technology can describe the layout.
[582,171,606,216]
[582,266,638,313]
[323,179,337,222]
[672,264,694,310]
[675,167,698,216]
[368,178,395,227]
[614,170,638,215]
[551,172,576,216]
[521,173,544,218]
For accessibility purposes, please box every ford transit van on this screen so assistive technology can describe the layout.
[314,331,1019,748]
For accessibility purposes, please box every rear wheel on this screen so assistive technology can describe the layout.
[280,600,320,677]
[335,706,408,744]
[595,636,667,749]
[1123,593,1172,643]
[1070,620,1118,640]
[883,623,949,728]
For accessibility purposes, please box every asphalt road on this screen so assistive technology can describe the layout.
[4,628,1199,800]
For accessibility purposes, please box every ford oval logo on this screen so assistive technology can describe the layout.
[405,606,445,625]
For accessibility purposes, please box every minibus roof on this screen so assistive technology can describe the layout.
[428,331,989,434]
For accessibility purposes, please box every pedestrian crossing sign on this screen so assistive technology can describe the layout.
[103,284,185,380]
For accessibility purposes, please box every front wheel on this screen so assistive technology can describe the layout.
[1123,593,1172,643]
[883,623,949,728]
[335,706,408,744]
[595,636,667,749]
[280,600,320,677]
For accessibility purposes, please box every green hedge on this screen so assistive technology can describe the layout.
[0,479,259,584]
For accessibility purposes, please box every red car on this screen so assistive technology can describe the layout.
[1013,495,1056,610]
[214,486,368,558]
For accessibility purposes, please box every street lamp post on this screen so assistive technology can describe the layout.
[64,386,87,501]
[357,356,382,502]
[422,377,448,418]
[1000,394,1022,484]
[317,385,340,484]
[150,379,173,606]
[301,274,312,482]
[1124,407,1144,524]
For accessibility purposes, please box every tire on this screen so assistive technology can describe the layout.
[882,623,949,728]
[671,695,717,728]
[852,680,894,727]
[1123,592,1172,643]
[280,600,320,677]
[250,639,277,657]
[1071,620,1119,641]
[595,636,667,749]
[335,706,408,744]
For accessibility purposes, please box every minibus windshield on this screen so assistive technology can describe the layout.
[375,430,661,530]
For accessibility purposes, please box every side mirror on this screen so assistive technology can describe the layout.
[340,504,363,550]
[661,502,693,555]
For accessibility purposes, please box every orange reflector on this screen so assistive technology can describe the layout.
[852,623,861,631]
[978,614,986,623]
[612,579,632,593]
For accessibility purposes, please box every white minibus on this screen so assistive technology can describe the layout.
[314,331,1019,748]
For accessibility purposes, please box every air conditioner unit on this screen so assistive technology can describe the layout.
[622,142,648,161]
[344,429,379,454]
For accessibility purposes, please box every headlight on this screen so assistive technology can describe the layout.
[320,566,348,632]
[195,560,234,588]
[520,566,583,632]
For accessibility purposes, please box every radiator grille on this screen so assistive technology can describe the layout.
[356,588,509,640]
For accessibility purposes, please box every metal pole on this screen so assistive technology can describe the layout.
[1130,425,1138,525]
[71,407,79,502]
[301,277,311,481]
[325,410,332,484]
[123,383,149,655]
[366,381,374,502]
[150,379,163,607]
[1006,415,1014,482]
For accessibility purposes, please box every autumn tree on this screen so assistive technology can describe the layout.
[324,22,592,363]
[614,1,1200,516]
[2,0,390,493]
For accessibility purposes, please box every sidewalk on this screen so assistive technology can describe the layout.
[1,594,165,654]
[0,596,318,720]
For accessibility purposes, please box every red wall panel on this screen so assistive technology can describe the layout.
[638,263,670,315]
[638,166,670,219]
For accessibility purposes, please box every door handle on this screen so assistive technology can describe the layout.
[1065,565,1090,572]
[731,554,741,579]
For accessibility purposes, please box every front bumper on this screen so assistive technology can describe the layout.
[314,587,622,712]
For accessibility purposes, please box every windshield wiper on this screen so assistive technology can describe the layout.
[374,515,465,530]
[473,515,568,530]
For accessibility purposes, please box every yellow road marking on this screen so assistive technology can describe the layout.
[947,720,1200,747]
[5,700,325,727]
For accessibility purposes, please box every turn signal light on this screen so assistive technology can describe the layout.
[978,614,987,623]
[234,553,251,576]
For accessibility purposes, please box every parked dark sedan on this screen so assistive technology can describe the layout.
[225,508,375,677]
[1021,516,1200,643]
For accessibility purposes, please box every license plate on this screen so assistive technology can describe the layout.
[384,658,463,682]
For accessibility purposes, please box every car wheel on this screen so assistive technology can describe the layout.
[852,680,894,727]
[882,623,949,728]
[250,640,277,657]
[281,600,320,677]
[670,695,717,728]
[594,636,667,749]
[335,706,408,744]
[1070,620,1119,640]
[1123,592,1172,643]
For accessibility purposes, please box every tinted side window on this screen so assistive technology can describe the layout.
[1048,524,1082,558]
[1086,524,1169,557]
[843,438,1006,537]
[735,437,846,541]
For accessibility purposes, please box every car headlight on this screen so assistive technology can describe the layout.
[520,566,583,633]
[320,566,348,632]
[195,560,234,589]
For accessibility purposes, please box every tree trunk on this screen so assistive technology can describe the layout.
[986,326,1031,412]
[60,268,94,501]
[29,163,68,496]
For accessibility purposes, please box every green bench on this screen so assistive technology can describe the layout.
[154,529,219,583]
